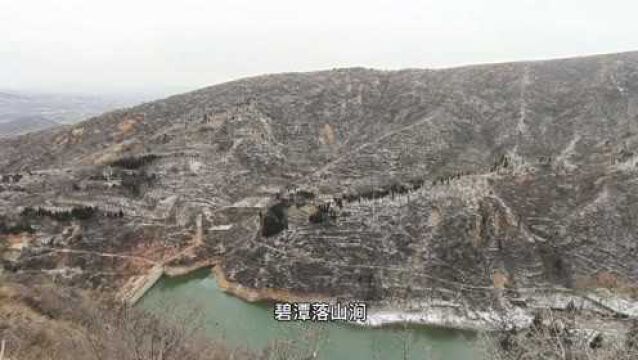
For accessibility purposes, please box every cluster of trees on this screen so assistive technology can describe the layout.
[260,202,288,237]
[21,206,97,221]
[278,189,316,207]
[612,148,635,165]
[432,171,472,186]
[87,166,157,196]
[103,210,125,218]
[490,154,511,172]
[0,174,23,183]
[341,178,424,204]
[280,177,429,212]
[293,189,315,201]
[121,171,158,196]
[537,156,554,164]
[109,154,159,170]
[88,174,108,181]
[0,220,33,235]
[308,203,338,224]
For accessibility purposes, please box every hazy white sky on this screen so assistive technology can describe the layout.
[1,0,637,96]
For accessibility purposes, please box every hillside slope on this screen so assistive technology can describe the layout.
[1,52,637,333]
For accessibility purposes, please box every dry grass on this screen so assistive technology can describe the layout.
[0,279,249,360]
[473,314,638,360]
[0,277,326,360]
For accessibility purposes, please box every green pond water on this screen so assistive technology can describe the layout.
[138,269,475,359]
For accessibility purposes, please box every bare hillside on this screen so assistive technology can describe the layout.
[1,52,637,336]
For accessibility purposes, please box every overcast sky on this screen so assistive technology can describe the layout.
[2,0,637,97]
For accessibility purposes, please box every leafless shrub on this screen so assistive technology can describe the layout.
[473,315,638,360]
[0,281,260,360]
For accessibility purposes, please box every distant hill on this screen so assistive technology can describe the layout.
[0,91,25,101]
[0,90,145,132]
[0,115,59,137]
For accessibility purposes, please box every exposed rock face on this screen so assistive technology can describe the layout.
[1,52,638,330]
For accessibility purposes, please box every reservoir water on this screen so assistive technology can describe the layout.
[138,269,475,359]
